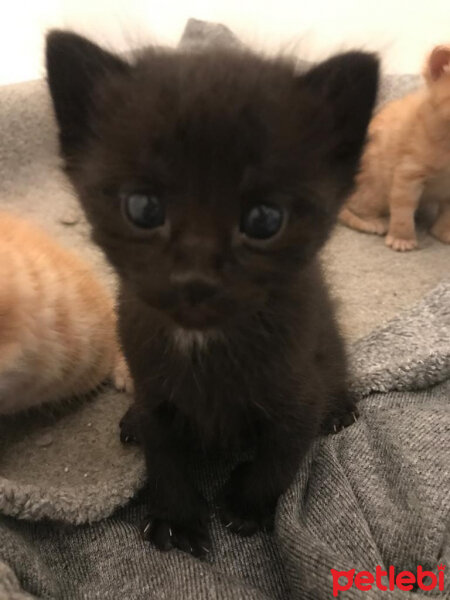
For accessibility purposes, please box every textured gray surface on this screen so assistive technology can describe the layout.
[0,281,449,599]
[0,18,449,599]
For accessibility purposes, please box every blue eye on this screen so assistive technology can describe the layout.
[240,204,284,240]
[123,193,165,229]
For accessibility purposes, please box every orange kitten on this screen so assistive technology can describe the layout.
[339,45,450,251]
[0,211,131,415]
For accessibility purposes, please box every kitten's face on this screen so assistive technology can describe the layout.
[46,33,378,330]
[73,54,340,330]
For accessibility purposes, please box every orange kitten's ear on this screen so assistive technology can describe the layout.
[427,45,450,81]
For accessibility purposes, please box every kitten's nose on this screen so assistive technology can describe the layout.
[179,280,219,306]
[170,271,219,306]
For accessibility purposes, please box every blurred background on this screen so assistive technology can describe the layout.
[1,0,450,85]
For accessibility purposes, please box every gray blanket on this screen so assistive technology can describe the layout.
[0,19,449,600]
[1,280,449,599]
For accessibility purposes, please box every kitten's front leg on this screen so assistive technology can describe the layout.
[138,406,211,557]
[386,171,424,251]
[219,420,315,536]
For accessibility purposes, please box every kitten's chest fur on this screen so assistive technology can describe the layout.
[162,334,268,450]
[118,266,337,451]
[124,317,294,450]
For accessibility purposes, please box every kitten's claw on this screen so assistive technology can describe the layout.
[119,404,141,444]
[143,520,152,537]
[217,476,275,538]
[385,235,417,252]
[141,516,211,558]
[218,505,273,537]
[322,405,359,435]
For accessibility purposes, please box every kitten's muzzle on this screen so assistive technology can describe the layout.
[178,280,219,306]
[170,271,221,304]
[166,275,229,329]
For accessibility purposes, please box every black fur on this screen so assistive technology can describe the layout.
[46,31,378,556]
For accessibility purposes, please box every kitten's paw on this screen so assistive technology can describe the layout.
[119,404,140,444]
[218,503,273,537]
[322,406,359,435]
[363,217,389,235]
[339,208,388,235]
[218,465,276,537]
[385,235,418,251]
[368,217,389,235]
[142,516,211,558]
[112,353,134,393]
[430,222,450,244]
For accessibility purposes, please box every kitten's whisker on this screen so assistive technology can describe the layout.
[143,522,152,535]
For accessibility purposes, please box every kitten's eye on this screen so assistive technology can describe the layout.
[123,193,165,229]
[240,204,284,240]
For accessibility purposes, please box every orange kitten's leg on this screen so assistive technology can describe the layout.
[112,350,134,393]
[430,201,450,244]
[386,176,424,252]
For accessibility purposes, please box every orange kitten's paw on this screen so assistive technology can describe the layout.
[339,208,388,235]
[112,353,134,393]
[363,218,389,235]
[385,235,418,252]
[430,223,450,244]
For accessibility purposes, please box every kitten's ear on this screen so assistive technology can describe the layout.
[300,51,379,166]
[426,45,450,81]
[46,30,129,157]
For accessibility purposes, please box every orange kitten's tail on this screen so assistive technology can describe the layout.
[338,206,388,236]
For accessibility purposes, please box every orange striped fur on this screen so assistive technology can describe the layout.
[0,211,130,414]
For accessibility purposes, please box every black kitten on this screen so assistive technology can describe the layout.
[46,31,378,557]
